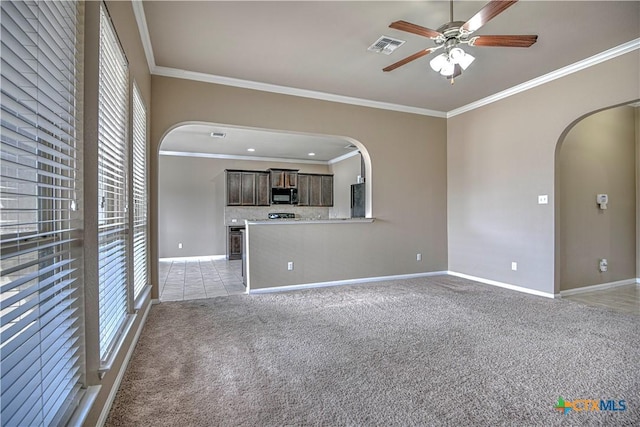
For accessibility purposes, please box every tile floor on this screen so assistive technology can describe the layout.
[563,284,639,316]
[159,256,245,301]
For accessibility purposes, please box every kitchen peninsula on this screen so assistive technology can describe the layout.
[243,216,374,293]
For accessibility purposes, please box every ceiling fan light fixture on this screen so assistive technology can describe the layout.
[449,47,475,70]
[429,53,448,73]
[456,51,475,70]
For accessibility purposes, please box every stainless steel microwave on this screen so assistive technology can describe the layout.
[271,188,298,205]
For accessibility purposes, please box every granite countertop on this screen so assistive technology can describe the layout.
[245,217,374,225]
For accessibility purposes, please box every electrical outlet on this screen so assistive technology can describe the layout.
[178,243,183,249]
[417,253,422,261]
[538,195,548,204]
[599,259,608,272]
[511,262,518,271]
[287,261,294,271]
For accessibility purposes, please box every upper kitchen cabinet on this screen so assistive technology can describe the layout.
[298,173,333,207]
[269,168,298,189]
[297,174,310,206]
[320,175,333,207]
[256,172,270,206]
[226,170,270,206]
[241,172,256,205]
[226,171,242,205]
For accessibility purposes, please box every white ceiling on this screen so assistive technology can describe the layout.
[143,1,640,161]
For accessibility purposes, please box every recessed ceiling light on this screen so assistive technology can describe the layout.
[210,132,226,138]
[308,152,316,156]
[247,148,255,152]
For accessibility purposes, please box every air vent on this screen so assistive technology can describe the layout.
[210,132,226,138]
[367,36,405,55]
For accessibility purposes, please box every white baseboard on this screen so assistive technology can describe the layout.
[97,299,153,427]
[249,271,449,294]
[447,271,556,299]
[559,278,638,297]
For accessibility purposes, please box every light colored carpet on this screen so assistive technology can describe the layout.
[106,276,639,426]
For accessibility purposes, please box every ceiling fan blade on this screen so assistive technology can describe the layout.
[383,48,435,72]
[461,0,518,34]
[389,20,443,39]
[470,35,538,47]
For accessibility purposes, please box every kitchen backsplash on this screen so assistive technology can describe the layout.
[225,206,331,226]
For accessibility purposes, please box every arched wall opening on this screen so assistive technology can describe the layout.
[554,101,639,294]
[157,121,373,259]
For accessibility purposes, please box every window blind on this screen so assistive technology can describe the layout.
[0,1,83,426]
[131,85,147,300]
[98,3,129,361]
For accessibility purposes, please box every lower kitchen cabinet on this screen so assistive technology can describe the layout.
[227,226,243,260]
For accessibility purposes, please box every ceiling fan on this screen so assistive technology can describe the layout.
[383,0,538,83]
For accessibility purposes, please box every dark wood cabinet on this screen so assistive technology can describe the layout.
[270,169,298,189]
[241,173,256,205]
[309,175,321,206]
[297,174,310,206]
[321,175,333,207]
[256,172,270,206]
[298,173,333,207]
[226,171,242,205]
[228,226,243,260]
[227,170,270,206]
[227,169,331,207]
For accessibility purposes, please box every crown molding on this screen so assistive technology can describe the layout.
[447,38,640,118]
[159,150,333,165]
[131,0,155,75]
[152,66,447,118]
[328,149,360,165]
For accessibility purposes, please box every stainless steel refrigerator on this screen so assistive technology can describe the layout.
[351,183,365,218]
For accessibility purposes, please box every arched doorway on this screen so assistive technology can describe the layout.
[156,122,373,301]
[555,102,639,313]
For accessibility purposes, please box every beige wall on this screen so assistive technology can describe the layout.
[330,154,362,218]
[151,76,449,288]
[447,51,639,294]
[558,106,636,290]
[158,155,330,257]
[83,1,151,425]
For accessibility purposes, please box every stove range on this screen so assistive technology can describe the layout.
[268,212,295,219]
